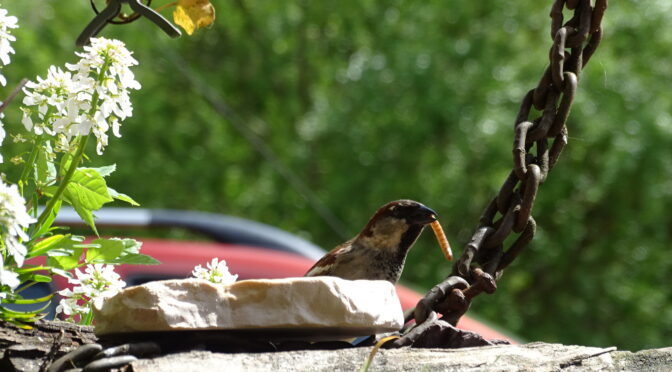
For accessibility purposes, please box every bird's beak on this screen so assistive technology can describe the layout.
[408,205,438,225]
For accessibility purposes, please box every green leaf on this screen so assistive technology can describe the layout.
[0,301,52,318]
[82,164,116,178]
[27,234,67,258]
[63,168,114,210]
[81,307,94,325]
[59,151,73,176]
[9,293,53,305]
[29,234,85,259]
[50,267,72,279]
[16,268,53,284]
[31,275,52,283]
[108,187,140,206]
[31,199,62,239]
[0,306,39,319]
[41,186,57,197]
[120,238,143,254]
[35,143,57,186]
[71,206,98,236]
[47,245,82,270]
[60,168,114,235]
[86,238,125,263]
[109,253,161,265]
[15,265,51,274]
[58,152,73,178]
[85,238,153,265]
[0,317,34,329]
[85,211,99,236]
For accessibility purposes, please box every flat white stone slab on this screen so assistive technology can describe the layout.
[94,277,404,339]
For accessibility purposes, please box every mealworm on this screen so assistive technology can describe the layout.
[430,220,453,261]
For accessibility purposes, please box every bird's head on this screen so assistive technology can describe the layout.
[356,199,437,256]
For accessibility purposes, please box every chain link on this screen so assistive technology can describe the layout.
[409,0,609,333]
[90,0,153,24]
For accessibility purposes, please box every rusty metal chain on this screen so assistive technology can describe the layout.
[399,0,608,343]
[78,0,180,47]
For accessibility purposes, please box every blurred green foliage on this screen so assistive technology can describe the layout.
[2,1,671,350]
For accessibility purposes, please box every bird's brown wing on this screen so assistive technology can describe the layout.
[304,240,353,277]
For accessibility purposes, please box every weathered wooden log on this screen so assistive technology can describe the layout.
[2,320,671,372]
[0,320,96,372]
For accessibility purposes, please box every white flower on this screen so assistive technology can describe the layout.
[21,66,85,137]
[0,255,20,304]
[0,181,35,267]
[0,7,18,86]
[192,258,238,285]
[70,38,140,90]
[68,263,126,307]
[55,288,89,316]
[21,37,140,154]
[56,264,126,321]
[0,5,17,161]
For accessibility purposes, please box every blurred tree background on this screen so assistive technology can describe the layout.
[1,1,671,350]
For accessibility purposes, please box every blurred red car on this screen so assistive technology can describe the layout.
[30,208,516,343]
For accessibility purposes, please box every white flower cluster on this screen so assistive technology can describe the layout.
[21,37,140,154]
[0,5,18,163]
[0,255,19,304]
[192,258,238,285]
[0,6,18,87]
[0,181,35,267]
[56,264,126,319]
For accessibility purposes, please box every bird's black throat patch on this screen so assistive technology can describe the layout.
[398,224,424,259]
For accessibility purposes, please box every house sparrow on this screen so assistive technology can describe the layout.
[305,200,438,283]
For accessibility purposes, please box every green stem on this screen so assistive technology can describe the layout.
[14,265,51,273]
[31,57,110,238]
[14,281,38,294]
[34,134,90,230]
[82,305,95,325]
[17,137,43,197]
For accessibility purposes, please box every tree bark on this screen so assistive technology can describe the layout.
[0,320,97,372]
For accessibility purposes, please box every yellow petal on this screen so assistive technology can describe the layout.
[173,0,216,36]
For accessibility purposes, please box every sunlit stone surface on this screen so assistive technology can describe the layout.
[94,277,404,339]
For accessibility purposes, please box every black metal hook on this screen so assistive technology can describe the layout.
[77,0,181,47]
[90,0,149,24]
